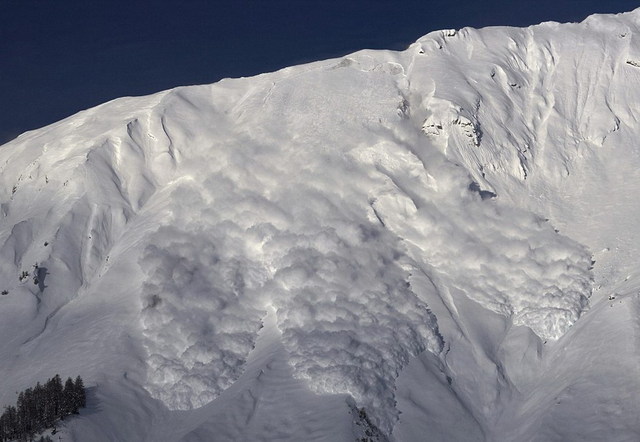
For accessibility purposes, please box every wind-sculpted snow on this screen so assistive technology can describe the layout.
[4,8,640,441]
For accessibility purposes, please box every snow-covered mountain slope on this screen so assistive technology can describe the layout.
[2,8,640,442]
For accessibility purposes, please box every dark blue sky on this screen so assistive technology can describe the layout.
[1,0,638,144]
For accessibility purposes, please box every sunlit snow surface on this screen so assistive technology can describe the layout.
[1,8,640,442]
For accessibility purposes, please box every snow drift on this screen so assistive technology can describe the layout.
[1,8,640,441]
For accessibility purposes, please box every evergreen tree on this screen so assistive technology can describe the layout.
[15,391,26,437]
[74,376,86,411]
[44,374,63,423]
[62,377,75,415]
[33,382,45,432]
[0,408,7,442]
[1,406,18,441]
[0,375,85,441]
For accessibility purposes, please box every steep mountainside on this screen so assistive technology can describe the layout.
[1,9,640,441]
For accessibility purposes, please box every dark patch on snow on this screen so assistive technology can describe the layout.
[35,266,48,292]
[468,182,497,200]
[349,402,388,442]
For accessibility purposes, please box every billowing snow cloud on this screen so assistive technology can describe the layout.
[139,224,265,410]
[133,50,593,431]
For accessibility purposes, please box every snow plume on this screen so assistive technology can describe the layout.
[402,199,593,340]
[264,222,443,433]
[137,180,273,410]
[139,224,264,410]
[352,139,593,341]
[137,173,443,431]
[126,64,445,430]
[133,42,595,428]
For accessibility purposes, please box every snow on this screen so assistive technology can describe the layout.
[1,7,640,441]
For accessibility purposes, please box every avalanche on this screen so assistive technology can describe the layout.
[1,8,640,442]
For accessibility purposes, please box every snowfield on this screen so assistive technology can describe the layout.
[2,8,640,441]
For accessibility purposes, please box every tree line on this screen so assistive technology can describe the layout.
[0,374,86,441]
